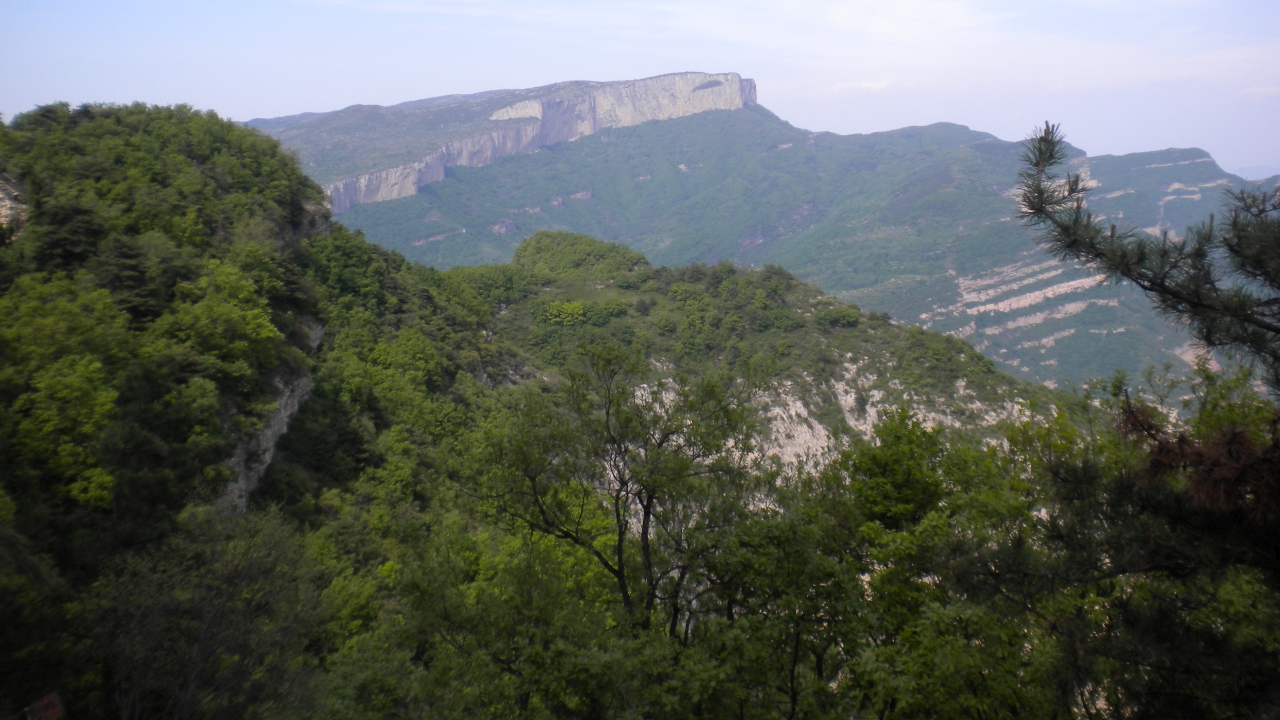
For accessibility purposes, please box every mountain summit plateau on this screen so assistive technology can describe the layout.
[248,72,756,213]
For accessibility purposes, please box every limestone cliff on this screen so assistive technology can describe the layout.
[764,369,1034,466]
[323,72,756,213]
[0,173,26,238]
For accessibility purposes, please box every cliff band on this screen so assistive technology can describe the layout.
[318,73,756,213]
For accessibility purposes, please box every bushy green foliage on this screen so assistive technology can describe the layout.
[0,103,332,717]
[90,507,325,720]
[981,371,1280,718]
[512,230,649,279]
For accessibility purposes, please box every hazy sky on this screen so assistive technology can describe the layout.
[5,0,1279,176]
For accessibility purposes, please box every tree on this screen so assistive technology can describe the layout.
[1017,122,1280,391]
[450,343,770,717]
[1015,124,1280,718]
[477,342,765,635]
[1018,121,1280,535]
[90,507,325,720]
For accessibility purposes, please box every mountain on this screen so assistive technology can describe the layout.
[5,102,1277,720]
[1,103,1052,716]
[252,76,1280,387]
[246,72,757,213]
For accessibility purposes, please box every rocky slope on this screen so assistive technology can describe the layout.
[469,232,1056,466]
[248,72,756,213]
[0,173,24,233]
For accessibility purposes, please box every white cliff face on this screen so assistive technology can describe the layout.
[326,123,544,212]
[326,72,756,213]
[0,173,25,232]
[489,99,542,121]
[762,364,1033,465]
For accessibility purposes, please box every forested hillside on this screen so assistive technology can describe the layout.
[275,97,1279,387]
[2,104,1278,720]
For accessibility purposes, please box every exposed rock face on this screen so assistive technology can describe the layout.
[219,319,324,514]
[910,253,1147,385]
[325,123,544,213]
[289,200,333,244]
[219,373,313,513]
[0,173,26,236]
[764,366,1033,465]
[325,72,756,213]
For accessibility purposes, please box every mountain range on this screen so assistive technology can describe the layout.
[248,72,1280,387]
[6,83,1278,720]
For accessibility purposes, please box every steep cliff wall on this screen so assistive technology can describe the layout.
[219,372,314,513]
[325,72,756,213]
[219,319,325,514]
[0,173,26,235]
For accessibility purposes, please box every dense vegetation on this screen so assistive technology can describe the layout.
[2,105,1278,720]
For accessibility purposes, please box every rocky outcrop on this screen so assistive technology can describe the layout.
[219,319,324,514]
[218,373,313,514]
[325,123,544,212]
[764,365,1033,465]
[0,173,26,239]
[289,200,333,243]
[325,72,756,213]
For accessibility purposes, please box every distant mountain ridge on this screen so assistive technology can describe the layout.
[251,74,1280,387]
[247,72,756,213]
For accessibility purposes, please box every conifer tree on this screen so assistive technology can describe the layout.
[1018,123,1280,527]
[1018,122,1280,390]
[1016,124,1280,718]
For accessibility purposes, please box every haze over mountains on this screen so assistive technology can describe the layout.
[249,72,1280,387]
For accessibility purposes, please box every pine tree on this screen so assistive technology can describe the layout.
[1017,124,1280,718]
[1018,122,1280,390]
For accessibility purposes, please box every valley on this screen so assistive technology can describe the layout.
[3,91,1277,720]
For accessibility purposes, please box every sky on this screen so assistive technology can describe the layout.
[4,0,1279,177]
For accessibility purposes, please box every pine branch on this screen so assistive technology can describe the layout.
[1018,123,1280,389]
